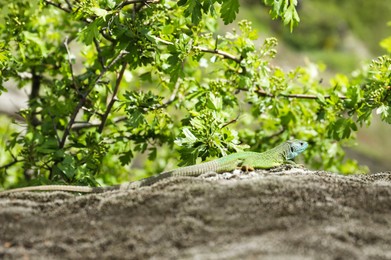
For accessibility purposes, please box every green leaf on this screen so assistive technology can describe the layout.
[78,19,100,45]
[119,150,133,165]
[148,147,157,160]
[36,138,58,154]
[166,53,183,82]
[183,0,203,24]
[178,0,188,6]
[127,110,146,128]
[283,4,300,32]
[220,0,239,25]
[90,7,108,18]
[57,155,76,179]
[182,128,197,143]
[0,49,8,64]
[206,92,222,110]
[380,36,391,53]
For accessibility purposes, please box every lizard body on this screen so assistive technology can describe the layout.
[0,139,308,194]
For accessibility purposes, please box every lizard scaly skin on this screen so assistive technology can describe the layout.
[0,139,308,194]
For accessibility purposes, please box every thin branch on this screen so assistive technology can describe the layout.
[98,62,127,133]
[60,51,129,148]
[222,105,242,129]
[64,0,72,10]
[97,50,129,83]
[29,68,41,127]
[43,0,72,13]
[263,128,285,140]
[151,36,174,45]
[71,116,127,130]
[241,88,347,100]
[93,38,106,69]
[116,0,159,9]
[72,122,101,130]
[48,112,62,145]
[195,47,242,64]
[0,159,22,170]
[164,79,180,106]
[150,79,181,111]
[64,36,78,89]
[221,114,240,129]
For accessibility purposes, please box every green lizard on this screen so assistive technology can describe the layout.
[0,139,308,194]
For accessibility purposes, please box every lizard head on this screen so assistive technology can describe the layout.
[286,139,308,160]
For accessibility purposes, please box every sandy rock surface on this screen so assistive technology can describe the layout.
[1,169,391,259]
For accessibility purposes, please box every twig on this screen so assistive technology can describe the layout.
[116,0,159,9]
[195,47,242,64]
[221,105,242,129]
[221,114,240,129]
[71,116,127,130]
[263,128,285,140]
[0,159,22,170]
[240,88,347,100]
[93,38,106,69]
[97,50,129,83]
[150,78,181,111]
[164,79,180,106]
[64,36,78,90]
[98,62,127,133]
[64,0,72,10]
[43,0,72,13]
[48,111,62,145]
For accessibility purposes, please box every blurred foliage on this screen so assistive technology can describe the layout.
[380,22,391,53]
[271,0,391,55]
[0,0,390,189]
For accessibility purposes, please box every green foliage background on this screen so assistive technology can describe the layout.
[0,0,390,189]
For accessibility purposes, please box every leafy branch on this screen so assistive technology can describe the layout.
[60,50,128,148]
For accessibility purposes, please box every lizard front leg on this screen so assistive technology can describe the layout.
[240,165,255,172]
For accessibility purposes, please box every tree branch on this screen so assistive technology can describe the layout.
[98,62,127,133]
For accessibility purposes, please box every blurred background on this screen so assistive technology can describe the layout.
[1,0,390,172]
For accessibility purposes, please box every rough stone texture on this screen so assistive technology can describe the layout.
[1,169,391,259]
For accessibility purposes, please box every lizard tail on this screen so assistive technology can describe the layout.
[0,185,104,194]
[115,171,175,190]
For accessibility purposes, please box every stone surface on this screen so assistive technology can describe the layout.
[1,170,391,259]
